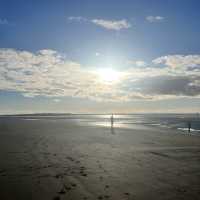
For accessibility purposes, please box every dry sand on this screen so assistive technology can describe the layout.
[0,117,200,200]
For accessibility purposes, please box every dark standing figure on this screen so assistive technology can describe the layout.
[188,121,191,133]
[111,114,114,128]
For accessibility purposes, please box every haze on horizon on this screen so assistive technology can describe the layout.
[0,0,200,114]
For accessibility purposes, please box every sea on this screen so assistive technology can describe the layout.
[1,113,200,135]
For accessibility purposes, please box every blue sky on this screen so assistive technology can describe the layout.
[0,0,200,114]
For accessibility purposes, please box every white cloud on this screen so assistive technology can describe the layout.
[68,16,131,31]
[146,16,164,23]
[0,48,200,101]
[91,19,131,30]
[0,48,125,101]
[153,55,200,69]
[123,55,200,99]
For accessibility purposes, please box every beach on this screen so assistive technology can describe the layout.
[0,115,200,200]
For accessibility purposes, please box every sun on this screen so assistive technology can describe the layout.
[97,68,120,83]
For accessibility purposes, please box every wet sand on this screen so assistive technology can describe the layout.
[0,117,200,200]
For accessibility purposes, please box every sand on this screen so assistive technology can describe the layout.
[0,117,200,200]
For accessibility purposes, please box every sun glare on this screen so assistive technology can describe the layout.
[97,68,120,83]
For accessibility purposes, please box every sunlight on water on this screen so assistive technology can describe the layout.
[18,113,200,135]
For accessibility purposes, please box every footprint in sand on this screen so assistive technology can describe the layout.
[53,196,60,200]
[80,166,86,170]
[55,174,62,179]
[82,173,87,177]
[66,156,74,162]
[64,184,72,191]
[0,169,6,176]
[0,169,5,173]
[70,183,77,187]
[97,194,111,199]
[80,167,87,177]
[98,195,103,199]
[58,188,66,194]
[99,164,103,169]
[105,185,109,189]
[55,174,60,179]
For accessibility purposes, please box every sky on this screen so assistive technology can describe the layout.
[0,0,200,114]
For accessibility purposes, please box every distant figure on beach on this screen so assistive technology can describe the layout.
[188,121,191,133]
[111,114,114,128]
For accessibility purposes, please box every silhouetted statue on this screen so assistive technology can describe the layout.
[188,121,191,133]
[111,114,114,128]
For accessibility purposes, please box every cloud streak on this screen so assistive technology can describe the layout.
[68,16,131,30]
[91,19,131,30]
[146,16,164,23]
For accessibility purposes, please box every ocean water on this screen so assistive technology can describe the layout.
[2,113,200,135]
